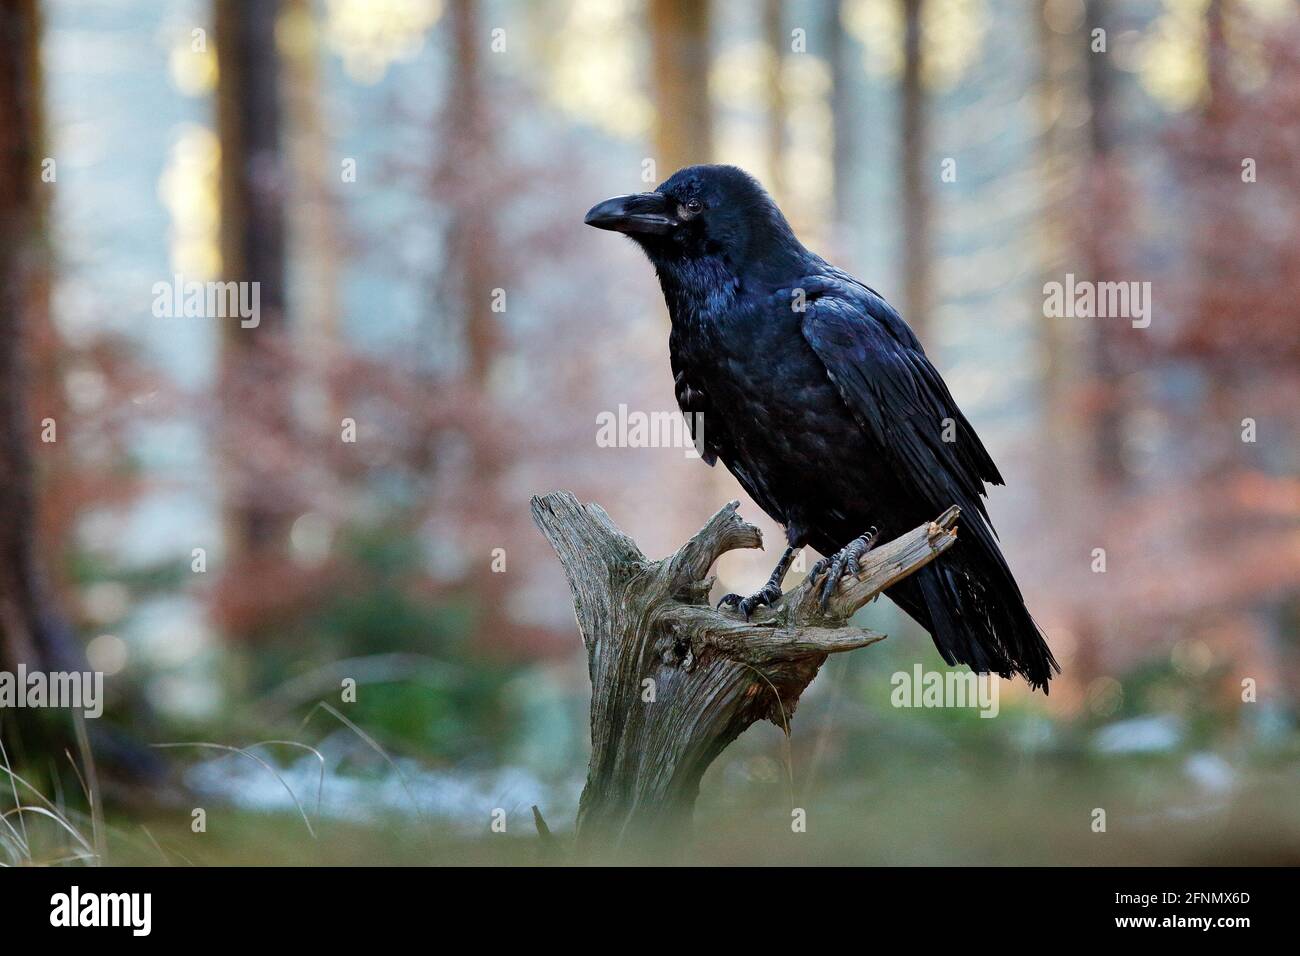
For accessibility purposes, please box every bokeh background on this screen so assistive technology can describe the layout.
[1,0,1297,864]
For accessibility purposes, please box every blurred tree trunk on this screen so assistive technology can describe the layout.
[442,0,498,387]
[0,0,88,766]
[1032,0,1102,691]
[763,0,787,203]
[282,0,342,434]
[1033,0,1078,408]
[1081,0,1126,483]
[648,0,712,173]
[899,0,931,338]
[825,0,855,225]
[1195,0,1237,476]
[435,0,512,649]
[1203,0,1229,113]
[215,0,292,639]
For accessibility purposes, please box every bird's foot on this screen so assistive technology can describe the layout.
[811,528,880,609]
[718,580,785,620]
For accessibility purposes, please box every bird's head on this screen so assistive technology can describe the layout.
[584,164,804,275]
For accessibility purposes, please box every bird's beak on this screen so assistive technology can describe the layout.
[584,192,677,236]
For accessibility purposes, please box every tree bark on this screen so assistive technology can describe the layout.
[530,492,959,858]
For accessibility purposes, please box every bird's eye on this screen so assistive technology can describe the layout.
[685,198,703,214]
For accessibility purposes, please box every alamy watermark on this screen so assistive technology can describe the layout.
[1043,273,1151,329]
[152,274,261,328]
[50,886,151,936]
[0,665,104,719]
[596,404,706,459]
[891,664,999,718]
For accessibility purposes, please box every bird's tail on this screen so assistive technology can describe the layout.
[886,533,1058,692]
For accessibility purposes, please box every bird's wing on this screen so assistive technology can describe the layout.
[796,272,1003,530]
[669,331,718,466]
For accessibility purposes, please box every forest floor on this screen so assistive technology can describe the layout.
[80,753,1300,866]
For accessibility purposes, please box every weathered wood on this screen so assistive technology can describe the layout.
[530,492,958,857]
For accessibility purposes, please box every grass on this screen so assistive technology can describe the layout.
[0,714,107,867]
[3,670,1296,866]
[65,750,1297,866]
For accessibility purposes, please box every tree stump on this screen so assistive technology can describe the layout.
[530,491,959,858]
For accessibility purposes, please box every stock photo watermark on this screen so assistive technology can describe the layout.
[151,274,261,328]
[596,404,706,459]
[50,886,151,936]
[0,665,104,719]
[1043,273,1152,329]
[891,664,1000,718]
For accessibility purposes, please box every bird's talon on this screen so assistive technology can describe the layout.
[720,582,783,619]
[814,528,881,609]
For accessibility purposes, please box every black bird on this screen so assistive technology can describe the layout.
[585,164,1058,690]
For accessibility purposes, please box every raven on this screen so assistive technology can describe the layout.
[585,165,1058,690]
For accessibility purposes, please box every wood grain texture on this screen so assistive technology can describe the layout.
[530,491,958,857]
